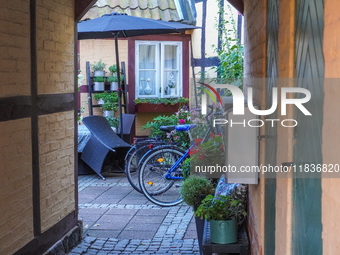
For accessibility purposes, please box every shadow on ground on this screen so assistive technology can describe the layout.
[68,173,199,254]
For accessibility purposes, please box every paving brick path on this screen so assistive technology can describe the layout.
[68,173,199,254]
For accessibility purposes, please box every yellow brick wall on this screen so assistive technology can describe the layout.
[0,0,30,97]
[78,39,129,120]
[35,0,76,233]
[39,111,75,233]
[36,0,75,94]
[0,118,33,255]
[79,39,129,86]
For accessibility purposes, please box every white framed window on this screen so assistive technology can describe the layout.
[135,41,182,98]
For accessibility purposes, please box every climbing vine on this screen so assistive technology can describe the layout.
[212,3,244,91]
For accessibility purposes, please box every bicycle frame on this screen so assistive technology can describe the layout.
[139,105,224,181]
[164,148,189,180]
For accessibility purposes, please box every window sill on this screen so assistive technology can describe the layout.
[135,103,182,113]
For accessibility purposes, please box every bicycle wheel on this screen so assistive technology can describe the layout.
[139,146,186,207]
[125,146,143,193]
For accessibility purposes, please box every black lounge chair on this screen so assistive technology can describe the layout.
[117,113,136,144]
[81,115,132,179]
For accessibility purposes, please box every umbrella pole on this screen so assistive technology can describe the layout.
[114,32,124,139]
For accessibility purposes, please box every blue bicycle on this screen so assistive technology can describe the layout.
[138,124,196,206]
[137,105,224,206]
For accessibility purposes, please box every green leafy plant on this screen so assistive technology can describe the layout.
[182,158,191,180]
[108,64,117,73]
[142,114,179,138]
[107,75,124,82]
[93,92,118,111]
[142,106,191,148]
[134,97,189,105]
[189,133,225,168]
[77,73,86,123]
[106,116,119,128]
[93,76,106,82]
[180,176,214,208]
[91,59,107,71]
[195,195,246,222]
[211,2,243,94]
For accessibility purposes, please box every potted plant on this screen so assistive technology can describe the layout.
[93,92,118,117]
[107,75,124,91]
[180,176,214,253]
[195,194,247,244]
[108,64,117,75]
[102,92,119,117]
[106,116,119,132]
[94,93,105,105]
[180,176,214,208]
[93,76,106,91]
[91,59,107,77]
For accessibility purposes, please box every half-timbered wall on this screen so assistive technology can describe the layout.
[0,0,86,254]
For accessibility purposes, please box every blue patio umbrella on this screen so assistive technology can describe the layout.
[78,12,199,138]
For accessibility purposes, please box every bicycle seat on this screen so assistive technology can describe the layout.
[160,125,176,132]
[175,124,197,132]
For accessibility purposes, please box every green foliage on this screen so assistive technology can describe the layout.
[93,76,106,82]
[182,158,191,180]
[93,92,118,111]
[142,114,178,137]
[142,106,191,148]
[195,195,247,222]
[211,3,243,94]
[106,116,119,128]
[190,133,225,167]
[107,75,124,82]
[91,59,107,71]
[180,176,214,208]
[108,64,117,73]
[134,97,189,105]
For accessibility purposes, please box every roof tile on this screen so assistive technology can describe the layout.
[81,0,180,22]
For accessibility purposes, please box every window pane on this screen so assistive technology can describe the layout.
[139,71,156,96]
[163,71,179,97]
[139,45,156,69]
[164,45,178,69]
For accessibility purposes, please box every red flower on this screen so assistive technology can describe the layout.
[220,144,225,152]
[149,144,152,149]
[210,133,215,139]
[195,138,203,146]
[179,119,185,124]
[190,149,198,155]
[200,153,205,160]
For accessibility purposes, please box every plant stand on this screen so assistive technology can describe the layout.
[202,220,249,255]
[195,216,205,255]
[86,61,128,116]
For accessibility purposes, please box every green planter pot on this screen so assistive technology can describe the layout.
[210,218,237,244]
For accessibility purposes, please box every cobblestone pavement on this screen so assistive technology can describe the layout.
[68,173,200,254]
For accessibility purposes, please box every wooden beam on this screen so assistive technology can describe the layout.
[227,0,244,14]
[75,0,97,22]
